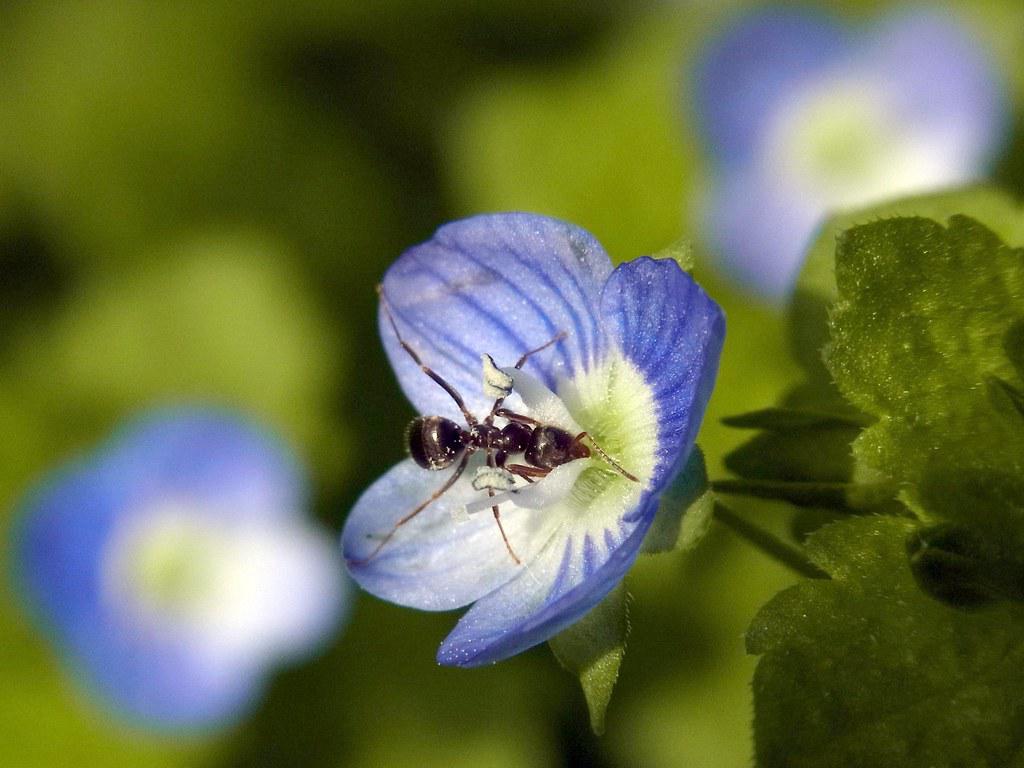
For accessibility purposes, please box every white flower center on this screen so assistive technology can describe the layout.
[765,75,962,210]
[101,501,342,669]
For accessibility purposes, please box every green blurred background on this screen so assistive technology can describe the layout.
[1,1,1022,766]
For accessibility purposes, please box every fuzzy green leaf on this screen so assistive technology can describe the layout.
[826,215,1024,519]
[718,405,888,514]
[748,516,1024,768]
[1004,318,1024,378]
[549,584,629,735]
[791,187,1024,378]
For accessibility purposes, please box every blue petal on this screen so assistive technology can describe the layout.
[436,257,724,667]
[704,166,821,300]
[694,8,850,165]
[856,9,1008,167]
[99,406,307,522]
[12,406,311,728]
[699,8,1008,301]
[14,458,125,648]
[437,495,658,667]
[71,627,263,730]
[379,213,612,422]
[343,458,563,611]
[600,257,725,493]
[14,457,264,728]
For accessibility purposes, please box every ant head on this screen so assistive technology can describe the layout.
[407,416,468,470]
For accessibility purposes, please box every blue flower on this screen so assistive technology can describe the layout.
[694,7,1008,299]
[13,407,348,730]
[342,213,724,666]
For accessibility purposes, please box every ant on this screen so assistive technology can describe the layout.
[356,287,638,567]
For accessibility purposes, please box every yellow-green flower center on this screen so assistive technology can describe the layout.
[557,349,659,522]
[768,77,955,210]
[119,509,221,617]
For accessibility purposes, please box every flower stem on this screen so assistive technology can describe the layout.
[712,502,827,579]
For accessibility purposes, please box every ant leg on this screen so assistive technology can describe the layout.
[487,451,521,565]
[351,451,472,565]
[575,432,640,482]
[486,331,566,421]
[378,285,477,426]
[505,463,550,480]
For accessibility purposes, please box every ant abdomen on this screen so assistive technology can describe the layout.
[407,416,466,470]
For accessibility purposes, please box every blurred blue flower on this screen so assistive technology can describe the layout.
[694,7,1008,299]
[14,408,347,730]
[342,213,724,666]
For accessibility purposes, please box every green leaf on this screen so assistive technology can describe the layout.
[1005,318,1024,379]
[826,214,1024,518]
[989,374,1024,418]
[914,463,1024,605]
[748,516,1024,768]
[641,447,712,555]
[791,187,1024,379]
[549,583,629,735]
[718,406,888,514]
[907,523,1024,608]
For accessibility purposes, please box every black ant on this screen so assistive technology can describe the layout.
[356,287,638,567]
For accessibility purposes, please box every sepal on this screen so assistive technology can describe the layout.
[548,583,628,735]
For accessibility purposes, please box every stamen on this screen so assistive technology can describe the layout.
[481,354,514,400]
[471,465,517,492]
[464,461,586,516]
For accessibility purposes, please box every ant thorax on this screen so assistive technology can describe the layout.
[456,363,590,523]
[480,353,589,481]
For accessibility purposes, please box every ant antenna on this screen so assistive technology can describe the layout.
[576,432,640,483]
[378,285,478,426]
